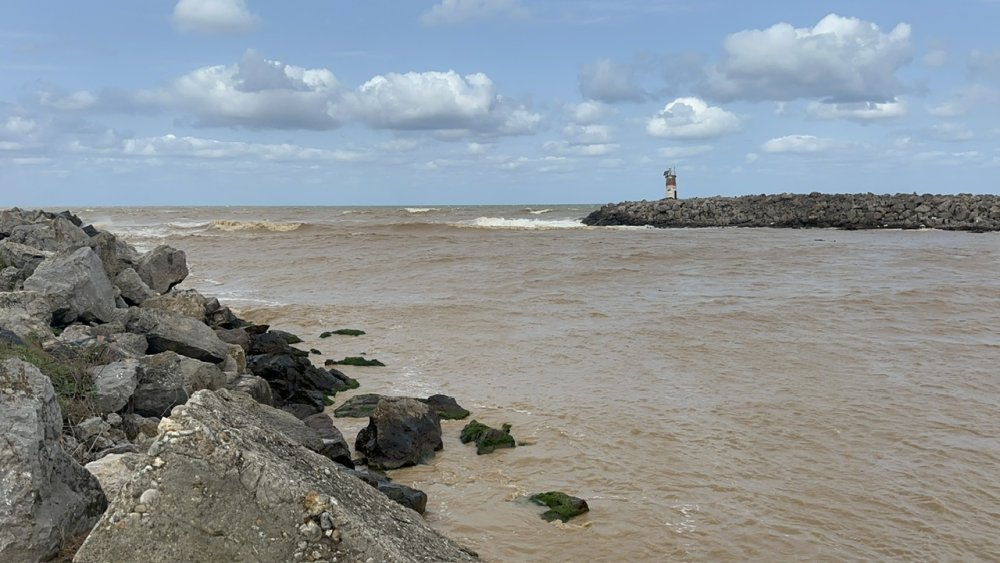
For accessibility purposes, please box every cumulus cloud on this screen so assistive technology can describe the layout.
[646,97,741,139]
[761,134,840,154]
[118,134,367,161]
[421,0,528,26]
[707,13,913,103]
[568,100,615,124]
[807,99,906,121]
[132,50,340,129]
[334,70,540,136]
[579,59,645,103]
[172,0,260,35]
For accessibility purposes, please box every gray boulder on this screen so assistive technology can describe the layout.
[113,268,157,306]
[88,230,139,278]
[133,352,226,417]
[0,266,20,291]
[0,358,108,561]
[0,208,31,237]
[0,291,52,339]
[355,398,443,470]
[140,289,208,322]
[24,246,117,325]
[8,216,90,252]
[136,245,188,294]
[124,307,229,364]
[88,359,141,414]
[0,239,52,279]
[73,389,478,563]
[303,413,354,468]
[84,452,144,500]
[348,469,428,514]
[225,374,274,405]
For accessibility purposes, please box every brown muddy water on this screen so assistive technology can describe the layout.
[80,206,1000,561]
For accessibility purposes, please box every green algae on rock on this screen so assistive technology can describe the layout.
[460,420,515,454]
[530,491,590,522]
[319,329,366,338]
[329,356,385,367]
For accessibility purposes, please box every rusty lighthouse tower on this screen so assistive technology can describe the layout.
[663,167,677,199]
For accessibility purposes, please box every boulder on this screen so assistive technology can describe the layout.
[355,398,443,470]
[133,352,226,417]
[73,389,478,563]
[23,246,117,325]
[88,358,141,414]
[0,208,31,237]
[8,216,90,252]
[113,268,157,306]
[529,491,590,522]
[213,327,250,350]
[222,343,247,374]
[334,393,384,418]
[0,358,108,561]
[0,291,52,340]
[124,307,229,364]
[140,289,209,322]
[225,374,274,406]
[84,452,144,500]
[88,230,139,278]
[348,469,427,514]
[248,330,308,356]
[0,239,52,279]
[135,245,188,294]
[421,394,470,420]
[246,352,348,411]
[303,413,354,468]
[0,266,20,291]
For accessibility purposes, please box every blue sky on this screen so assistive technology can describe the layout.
[1,0,999,206]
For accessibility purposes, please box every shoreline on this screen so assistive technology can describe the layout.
[582,193,1000,232]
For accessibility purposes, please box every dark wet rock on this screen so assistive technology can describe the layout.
[281,402,322,420]
[23,246,117,325]
[329,356,385,367]
[421,394,470,420]
[247,352,347,411]
[328,365,359,389]
[460,420,516,455]
[348,469,428,514]
[303,413,354,468]
[355,397,443,470]
[321,328,366,337]
[334,393,384,418]
[268,329,303,344]
[135,244,188,294]
[248,330,308,357]
[310,348,321,355]
[125,307,229,364]
[73,389,478,563]
[133,351,226,417]
[583,192,1000,231]
[530,491,590,522]
[0,358,107,561]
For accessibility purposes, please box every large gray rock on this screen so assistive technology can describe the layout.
[133,351,226,417]
[88,230,139,278]
[84,452,144,500]
[303,413,354,468]
[225,374,274,406]
[8,216,90,252]
[0,358,108,561]
[88,359,141,414]
[355,398,443,470]
[0,291,52,339]
[140,289,208,322]
[0,208,32,237]
[136,245,188,294]
[113,268,157,306]
[124,307,229,364]
[73,389,478,563]
[24,246,117,325]
[0,239,52,279]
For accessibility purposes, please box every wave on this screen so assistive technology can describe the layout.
[461,217,585,230]
[405,207,440,214]
[210,220,304,232]
[526,208,553,215]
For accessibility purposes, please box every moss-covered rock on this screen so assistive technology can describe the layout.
[329,357,384,367]
[529,491,589,522]
[460,420,515,455]
[319,329,366,338]
[309,348,321,355]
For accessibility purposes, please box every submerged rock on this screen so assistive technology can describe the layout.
[529,491,590,522]
[355,397,443,470]
[73,389,477,562]
[335,393,469,420]
[460,420,516,455]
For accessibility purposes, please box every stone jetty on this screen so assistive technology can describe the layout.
[583,193,1000,231]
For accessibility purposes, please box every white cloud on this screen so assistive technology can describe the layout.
[923,49,949,68]
[36,89,99,111]
[761,134,840,154]
[2,116,37,136]
[659,145,712,159]
[568,100,614,124]
[421,0,528,26]
[707,13,912,102]
[543,140,618,156]
[646,97,741,139]
[562,123,611,144]
[579,58,644,103]
[335,70,540,136]
[807,99,906,121]
[104,133,370,162]
[133,50,340,129]
[930,122,974,142]
[172,0,260,35]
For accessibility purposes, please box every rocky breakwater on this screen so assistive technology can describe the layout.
[0,207,477,562]
[583,193,1000,231]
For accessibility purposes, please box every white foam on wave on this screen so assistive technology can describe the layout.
[211,220,303,232]
[527,208,552,215]
[463,217,585,230]
[167,220,212,229]
[405,207,439,213]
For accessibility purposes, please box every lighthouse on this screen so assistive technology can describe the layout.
[663,167,677,199]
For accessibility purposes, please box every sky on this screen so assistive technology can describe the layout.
[1,0,999,206]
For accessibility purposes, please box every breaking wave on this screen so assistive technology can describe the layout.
[462,217,585,230]
[210,220,304,232]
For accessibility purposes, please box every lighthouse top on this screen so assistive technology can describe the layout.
[663,167,677,199]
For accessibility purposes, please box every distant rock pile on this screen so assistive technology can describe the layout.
[583,193,1000,231]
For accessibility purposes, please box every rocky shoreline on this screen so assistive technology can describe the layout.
[0,208,488,562]
[582,193,1000,231]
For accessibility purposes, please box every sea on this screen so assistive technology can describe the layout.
[76,205,1000,561]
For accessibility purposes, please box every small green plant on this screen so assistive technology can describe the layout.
[0,340,97,424]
